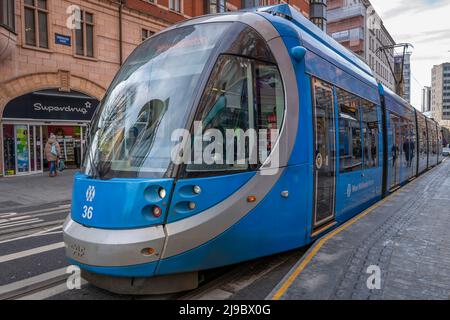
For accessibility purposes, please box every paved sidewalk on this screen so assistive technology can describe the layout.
[0,170,77,212]
[269,158,450,300]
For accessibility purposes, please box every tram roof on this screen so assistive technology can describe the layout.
[250,4,374,78]
[379,83,419,114]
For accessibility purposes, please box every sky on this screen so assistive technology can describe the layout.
[369,0,450,109]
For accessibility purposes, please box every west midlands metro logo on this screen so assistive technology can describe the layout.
[86,186,96,202]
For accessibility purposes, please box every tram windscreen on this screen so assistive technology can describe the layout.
[84,23,231,178]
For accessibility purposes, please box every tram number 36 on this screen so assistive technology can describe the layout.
[82,205,94,219]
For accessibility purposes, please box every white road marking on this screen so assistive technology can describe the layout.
[0,219,42,230]
[15,205,71,216]
[0,267,67,297]
[2,209,69,221]
[0,242,65,264]
[0,226,63,245]
[0,213,17,218]
[0,204,70,220]
[43,230,63,235]
[0,215,32,224]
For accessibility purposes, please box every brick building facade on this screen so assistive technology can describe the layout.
[327,0,395,91]
[0,0,310,177]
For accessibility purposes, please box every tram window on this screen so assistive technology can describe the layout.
[418,116,427,159]
[400,117,415,168]
[406,116,417,168]
[185,55,285,175]
[255,63,285,161]
[430,125,437,155]
[84,23,232,179]
[224,25,276,64]
[337,89,362,173]
[361,100,379,169]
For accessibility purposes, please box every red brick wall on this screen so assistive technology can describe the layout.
[336,40,364,54]
[327,16,364,33]
[327,0,344,10]
[124,0,187,24]
[288,0,310,18]
[227,0,241,11]
[125,0,310,20]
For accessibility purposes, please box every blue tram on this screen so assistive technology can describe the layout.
[63,4,443,294]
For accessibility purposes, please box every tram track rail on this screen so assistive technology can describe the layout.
[177,248,306,300]
[0,248,305,300]
[0,268,68,300]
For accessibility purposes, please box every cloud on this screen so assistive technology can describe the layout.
[381,0,449,19]
[413,54,447,61]
[369,0,450,108]
[395,28,450,45]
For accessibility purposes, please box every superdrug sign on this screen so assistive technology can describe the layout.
[3,90,99,122]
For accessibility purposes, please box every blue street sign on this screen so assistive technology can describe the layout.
[55,34,71,46]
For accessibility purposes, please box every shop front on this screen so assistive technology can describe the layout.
[1,89,99,177]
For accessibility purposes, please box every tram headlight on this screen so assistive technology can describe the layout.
[188,202,196,210]
[193,185,201,194]
[152,205,162,218]
[158,187,166,199]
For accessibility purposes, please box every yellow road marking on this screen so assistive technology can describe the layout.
[271,196,391,300]
[271,161,444,300]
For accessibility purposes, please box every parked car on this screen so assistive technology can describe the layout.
[443,144,450,156]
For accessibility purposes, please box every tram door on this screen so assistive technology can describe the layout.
[312,79,336,229]
[390,114,401,188]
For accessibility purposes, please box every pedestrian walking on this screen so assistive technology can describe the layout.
[45,133,61,177]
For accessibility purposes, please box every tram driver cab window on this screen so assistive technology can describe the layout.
[185,54,285,176]
[184,24,285,177]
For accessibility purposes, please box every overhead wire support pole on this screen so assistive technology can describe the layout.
[376,43,414,96]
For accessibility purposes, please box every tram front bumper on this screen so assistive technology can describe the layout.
[63,217,166,275]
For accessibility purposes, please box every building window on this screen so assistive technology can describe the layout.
[141,28,154,42]
[208,0,227,13]
[169,0,182,12]
[0,0,15,32]
[242,0,270,7]
[75,10,94,57]
[24,0,48,48]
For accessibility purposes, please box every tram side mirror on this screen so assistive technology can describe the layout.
[291,46,306,62]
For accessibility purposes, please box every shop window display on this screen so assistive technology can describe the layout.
[44,126,83,169]
[2,124,84,176]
